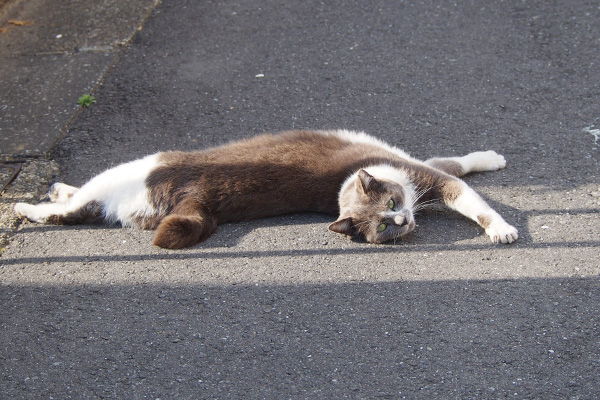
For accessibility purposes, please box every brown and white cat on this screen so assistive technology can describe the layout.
[14,130,518,249]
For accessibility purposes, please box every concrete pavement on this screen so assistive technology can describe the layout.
[0,0,160,248]
[1,0,599,398]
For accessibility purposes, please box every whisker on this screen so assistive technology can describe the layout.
[413,203,441,216]
[414,195,441,207]
[411,186,432,206]
[414,199,441,210]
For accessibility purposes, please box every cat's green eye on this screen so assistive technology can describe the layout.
[377,223,387,232]
[388,199,395,209]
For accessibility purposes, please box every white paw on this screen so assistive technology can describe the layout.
[467,151,506,172]
[14,203,33,219]
[49,183,78,203]
[483,150,506,170]
[14,202,57,223]
[486,221,518,244]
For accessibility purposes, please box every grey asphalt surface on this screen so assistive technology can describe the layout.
[1,0,599,399]
[0,0,159,157]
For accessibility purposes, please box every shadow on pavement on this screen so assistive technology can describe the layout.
[5,203,599,267]
[1,277,598,398]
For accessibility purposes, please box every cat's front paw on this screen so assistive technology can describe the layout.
[482,150,506,171]
[485,221,518,244]
[466,151,506,172]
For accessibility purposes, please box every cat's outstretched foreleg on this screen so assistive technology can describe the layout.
[440,179,518,244]
[426,151,506,177]
[425,151,517,243]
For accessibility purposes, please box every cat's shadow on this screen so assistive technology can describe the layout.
[201,206,523,250]
[15,199,535,251]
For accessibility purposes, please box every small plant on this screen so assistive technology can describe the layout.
[77,94,96,108]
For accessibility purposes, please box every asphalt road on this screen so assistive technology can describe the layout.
[2,0,599,398]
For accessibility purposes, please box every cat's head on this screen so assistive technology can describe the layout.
[329,167,416,243]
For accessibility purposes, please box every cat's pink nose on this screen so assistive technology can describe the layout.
[394,214,408,227]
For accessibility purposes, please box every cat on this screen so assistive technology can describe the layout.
[14,130,518,249]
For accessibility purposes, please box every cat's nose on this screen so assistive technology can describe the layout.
[394,214,408,227]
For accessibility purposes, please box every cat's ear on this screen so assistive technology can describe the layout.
[358,169,381,193]
[329,217,355,236]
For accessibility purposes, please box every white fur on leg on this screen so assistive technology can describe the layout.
[484,217,519,244]
[457,151,506,173]
[14,154,161,226]
[14,202,68,223]
[49,183,79,203]
[78,154,160,226]
[449,182,518,244]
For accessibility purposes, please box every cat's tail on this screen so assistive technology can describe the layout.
[153,213,217,249]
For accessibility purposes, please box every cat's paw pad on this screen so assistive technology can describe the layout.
[49,183,78,203]
[486,221,518,244]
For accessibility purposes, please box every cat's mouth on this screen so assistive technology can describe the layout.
[405,220,416,234]
[390,219,416,240]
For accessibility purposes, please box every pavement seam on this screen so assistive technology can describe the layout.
[46,0,163,154]
[0,0,163,255]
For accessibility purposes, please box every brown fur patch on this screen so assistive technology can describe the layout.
[426,159,465,177]
[477,215,492,229]
[439,179,464,204]
[146,131,418,224]
[153,213,217,249]
[398,160,464,204]
[46,201,104,225]
[133,214,162,230]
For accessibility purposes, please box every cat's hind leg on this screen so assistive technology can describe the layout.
[15,194,103,225]
[16,175,113,225]
[426,151,506,177]
[15,201,70,224]
[15,183,80,221]
[49,183,79,203]
[15,154,160,226]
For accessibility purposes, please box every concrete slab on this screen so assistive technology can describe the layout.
[0,0,160,157]
[0,51,115,156]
